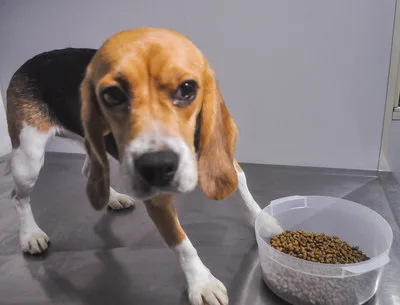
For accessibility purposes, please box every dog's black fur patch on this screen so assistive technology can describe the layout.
[12,48,96,136]
[9,48,121,158]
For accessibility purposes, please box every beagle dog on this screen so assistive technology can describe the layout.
[6,28,282,305]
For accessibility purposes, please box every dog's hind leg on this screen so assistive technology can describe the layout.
[6,81,56,254]
[9,124,54,254]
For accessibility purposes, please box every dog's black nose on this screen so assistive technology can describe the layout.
[134,150,179,187]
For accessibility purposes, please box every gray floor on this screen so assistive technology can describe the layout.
[0,153,399,305]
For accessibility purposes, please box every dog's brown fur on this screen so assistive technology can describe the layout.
[7,78,54,148]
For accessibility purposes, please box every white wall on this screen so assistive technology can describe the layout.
[0,0,395,170]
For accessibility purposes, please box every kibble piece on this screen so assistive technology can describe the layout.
[268,230,370,264]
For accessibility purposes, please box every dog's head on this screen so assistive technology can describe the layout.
[81,28,238,209]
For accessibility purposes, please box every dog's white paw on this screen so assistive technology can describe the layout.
[188,272,228,305]
[108,189,135,210]
[257,212,284,239]
[20,229,49,254]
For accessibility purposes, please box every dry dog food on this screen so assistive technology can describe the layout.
[269,230,369,264]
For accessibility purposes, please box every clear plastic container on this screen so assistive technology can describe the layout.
[255,196,393,305]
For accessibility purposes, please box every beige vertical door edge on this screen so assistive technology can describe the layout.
[0,90,12,157]
[379,1,400,171]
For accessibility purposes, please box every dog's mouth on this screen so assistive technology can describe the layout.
[129,172,180,200]
[124,171,197,201]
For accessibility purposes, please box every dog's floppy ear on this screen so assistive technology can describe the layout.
[80,68,110,210]
[198,64,239,200]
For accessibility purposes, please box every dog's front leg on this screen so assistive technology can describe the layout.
[145,195,228,305]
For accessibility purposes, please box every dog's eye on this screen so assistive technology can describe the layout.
[101,86,128,107]
[172,80,198,107]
